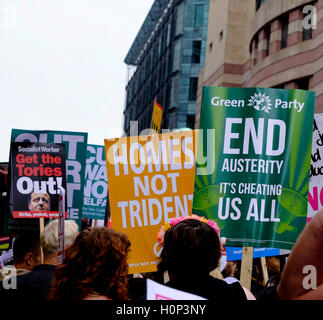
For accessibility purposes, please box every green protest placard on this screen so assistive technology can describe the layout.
[10,129,88,227]
[193,87,315,250]
[82,145,108,220]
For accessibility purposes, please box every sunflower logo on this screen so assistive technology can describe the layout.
[248,93,272,114]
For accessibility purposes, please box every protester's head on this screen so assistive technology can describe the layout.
[222,257,281,288]
[13,233,41,270]
[158,216,221,278]
[47,227,131,300]
[222,261,241,279]
[28,192,50,211]
[40,219,79,264]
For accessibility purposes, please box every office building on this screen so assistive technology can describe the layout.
[123,0,209,135]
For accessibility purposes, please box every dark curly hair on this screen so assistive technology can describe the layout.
[158,219,221,277]
[47,227,130,300]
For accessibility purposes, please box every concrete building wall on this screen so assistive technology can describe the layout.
[196,0,255,127]
[196,0,323,128]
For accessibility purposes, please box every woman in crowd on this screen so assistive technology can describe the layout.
[47,227,130,300]
[157,215,255,300]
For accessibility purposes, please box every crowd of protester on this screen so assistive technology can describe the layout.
[0,208,322,300]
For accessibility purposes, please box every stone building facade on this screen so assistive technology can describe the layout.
[196,0,323,127]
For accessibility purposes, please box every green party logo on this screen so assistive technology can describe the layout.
[248,93,272,114]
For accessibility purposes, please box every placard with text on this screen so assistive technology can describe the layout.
[10,142,67,218]
[82,144,108,220]
[193,87,315,250]
[308,113,323,221]
[105,131,197,274]
[11,129,88,225]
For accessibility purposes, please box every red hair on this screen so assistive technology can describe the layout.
[48,227,130,300]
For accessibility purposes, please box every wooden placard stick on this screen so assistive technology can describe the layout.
[240,246,253,290]
[163,271,169,284]
[57,188,65,265]
[39,218,44,264]
[260,257,269,286]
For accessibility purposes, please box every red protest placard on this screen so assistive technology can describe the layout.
[10,142,67,218]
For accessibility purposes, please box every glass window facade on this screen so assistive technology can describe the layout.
[124,0,209,134]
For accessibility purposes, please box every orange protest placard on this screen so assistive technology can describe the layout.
[104,131,198,274]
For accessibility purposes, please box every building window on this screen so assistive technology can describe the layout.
[272,83,285,89]
[296,77,310,90]
[161,26,167,53]
[302,12,313,41]
[165,83,171,109]
[176,2,185,36]
[281,15,289,49]
[173,40,181,72]
[188,77,198,101]
[186,114,196,129]
[256,0,268,11]
[264,25,270,56]
[191,40,201,63]
[219,30,224,41]
[252,35,258,65]
[256,0,261,11]
[194,4,204,28]
[167,22,171,47]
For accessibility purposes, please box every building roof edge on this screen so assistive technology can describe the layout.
[124,0,171,65]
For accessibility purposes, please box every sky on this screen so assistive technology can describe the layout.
[0,0,154,162]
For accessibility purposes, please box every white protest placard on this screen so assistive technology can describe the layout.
[308,114,323,221]
[146,279,206,300]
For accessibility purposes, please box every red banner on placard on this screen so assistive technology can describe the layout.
[12,211,68,218]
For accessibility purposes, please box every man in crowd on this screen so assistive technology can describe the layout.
[1,219,78,299]
[0,233,41,282]
[12,233,41,275]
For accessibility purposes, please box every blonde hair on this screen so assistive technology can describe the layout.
[40,220,79,258]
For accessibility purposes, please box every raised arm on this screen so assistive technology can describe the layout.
[277,208,323,300]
